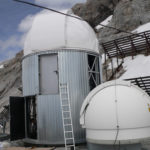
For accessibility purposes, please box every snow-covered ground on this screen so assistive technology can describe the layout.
[118,22,150,79]
[119,55,150,79]
[133,22,150,33]
[96,14,150,33]
[95,15,112,30]
[104,54,150,80]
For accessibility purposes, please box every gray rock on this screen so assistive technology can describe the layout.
[0,51,23,133]
[98,0,150,43]
[72,0,119,27]
[0,51,23,109]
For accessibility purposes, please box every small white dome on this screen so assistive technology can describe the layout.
[24,11,99,56]
[80,80,150,145]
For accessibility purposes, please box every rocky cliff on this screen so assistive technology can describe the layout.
[0,51,23,111]
[72,0,119,27]
[72,0,150,42]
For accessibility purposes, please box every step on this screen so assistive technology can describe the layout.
[65,131,73,133]
[60,84,67,86]
[64,124,72,126]
[65,136,74,139]
[62,105,69,107]
[66,145,75,147]
[64,117,71,120]
[62,103,69,105]
[65,138,74,140]
[60,83,67,85]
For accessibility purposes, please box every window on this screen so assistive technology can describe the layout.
[88,55,100,91]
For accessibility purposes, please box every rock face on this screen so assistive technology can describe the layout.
[98,0,150,42]
[72,0,119,27]
[0,51,23,111]
[73,0,150,43]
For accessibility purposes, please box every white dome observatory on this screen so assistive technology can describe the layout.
[24,11,99,56]
[80,80,150,150]
[9,11,102,146]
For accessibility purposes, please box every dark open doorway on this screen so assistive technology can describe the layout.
[25,96,37,139]
[9,96,37,141]
[10,97,25,141]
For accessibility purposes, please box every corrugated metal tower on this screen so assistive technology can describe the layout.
[9,11,102,145]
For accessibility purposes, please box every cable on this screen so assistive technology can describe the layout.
[113,125,119,150]
[113,73,120,150]
[13,0,144,38]
[13,0,83,21]
[119,141,121,150]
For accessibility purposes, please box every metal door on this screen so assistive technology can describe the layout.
[9,97,25,141]
[40,54,59,94]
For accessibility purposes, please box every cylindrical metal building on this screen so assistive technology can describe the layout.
[9,11,102,145]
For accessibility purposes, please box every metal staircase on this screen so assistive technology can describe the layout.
[59,83,76,150]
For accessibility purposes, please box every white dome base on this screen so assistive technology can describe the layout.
[87,128,150,145]
[87,142,142,150]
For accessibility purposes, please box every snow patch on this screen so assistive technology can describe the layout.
[95,15,113,30]
[119,55,150,79]
[133,22,150,33]
[0,65,4,69]
[108,58,122,70]
[101,54,108,64]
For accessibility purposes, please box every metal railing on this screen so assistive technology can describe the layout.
[102,30,150,81]
[125,76,150,96]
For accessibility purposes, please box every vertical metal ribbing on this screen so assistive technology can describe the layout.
[23,50,101,144]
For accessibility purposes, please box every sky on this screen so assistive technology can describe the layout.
[0,0,86,62]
